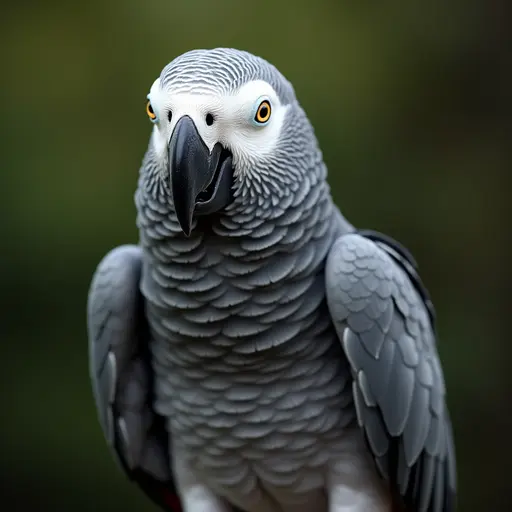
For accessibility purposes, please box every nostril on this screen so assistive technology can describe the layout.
[205,113,214,126]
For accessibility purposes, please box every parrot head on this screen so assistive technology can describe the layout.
[144,48,319,236]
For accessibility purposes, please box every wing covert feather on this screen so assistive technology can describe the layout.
[325,233,457,512]
[87,245,180,512]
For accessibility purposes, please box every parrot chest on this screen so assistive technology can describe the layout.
[144,258,356,438]
[142,249,358,506]
[148,293,357,509]
[136,193,366,506]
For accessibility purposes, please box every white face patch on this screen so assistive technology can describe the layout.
[147,78,289,174]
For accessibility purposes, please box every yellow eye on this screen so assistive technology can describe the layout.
[254,100,271,124]
[146,100,157,121]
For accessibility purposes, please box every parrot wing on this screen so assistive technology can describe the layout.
[325,230,457,512]
[87,245,181,512]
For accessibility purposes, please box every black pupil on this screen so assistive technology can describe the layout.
[259,105,268,120]
[206,113,214,126]
[148,103,153,114]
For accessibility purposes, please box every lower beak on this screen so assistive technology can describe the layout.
[168,115,233,236]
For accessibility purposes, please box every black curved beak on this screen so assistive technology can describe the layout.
[168,115,234,236]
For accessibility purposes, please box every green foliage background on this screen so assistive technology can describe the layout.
[1,1,510,510]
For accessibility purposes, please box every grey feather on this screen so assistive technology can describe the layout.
[325,233,457,512]
[87,245,179,510]
[160,48,297,105]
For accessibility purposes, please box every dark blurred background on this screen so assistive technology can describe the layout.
[1,1,510,510]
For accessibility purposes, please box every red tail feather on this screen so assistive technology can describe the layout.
[163,491,182,512]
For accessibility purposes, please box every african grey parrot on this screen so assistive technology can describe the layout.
[87,48,457,512]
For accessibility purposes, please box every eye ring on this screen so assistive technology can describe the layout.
[146,99,157,123]
[253,98,272,125]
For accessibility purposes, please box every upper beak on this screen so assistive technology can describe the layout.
[168,115,223,236]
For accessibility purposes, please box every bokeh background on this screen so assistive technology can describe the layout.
[1,1,510,510]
